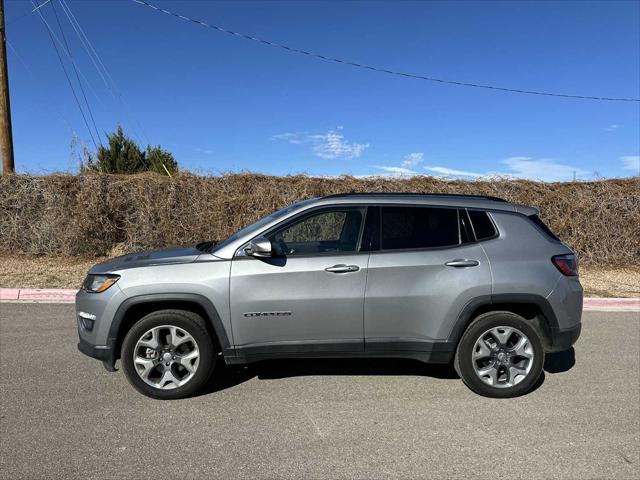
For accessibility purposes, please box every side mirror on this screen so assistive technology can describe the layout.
[244,236,273,258]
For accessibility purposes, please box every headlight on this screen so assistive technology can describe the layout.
[82,274,120,293]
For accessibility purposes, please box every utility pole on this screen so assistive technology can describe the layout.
[0,0,15,176]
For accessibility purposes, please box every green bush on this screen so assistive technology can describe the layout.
[86,127,178,175]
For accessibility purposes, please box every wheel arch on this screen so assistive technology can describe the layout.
[449,294,559,351]
[108,294,232,365]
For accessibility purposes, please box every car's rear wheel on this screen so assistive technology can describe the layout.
[454,311,544,398]
[121,310,216,399]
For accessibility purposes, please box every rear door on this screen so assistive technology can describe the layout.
[230,206,369,354]
[364,206,492,352]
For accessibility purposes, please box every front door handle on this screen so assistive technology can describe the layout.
[445,259,479,267]
[325,264,360,273]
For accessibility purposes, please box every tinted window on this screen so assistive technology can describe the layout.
[381,207,460,250]
[459,210,473,244]
[468,210,497,240]
[528,214,561,242]
[269,208,364,255]
[361,207,380,251]
[213,199,316,251]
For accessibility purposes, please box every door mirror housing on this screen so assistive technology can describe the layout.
[244,236,273,257]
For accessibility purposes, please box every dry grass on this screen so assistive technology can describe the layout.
[0,254,637,297]
[0,254,105,290]
[0,173,638,265]
[579,265,640,298]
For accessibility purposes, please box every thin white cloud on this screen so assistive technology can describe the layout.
[373,166,419,177]
[271,132,307,145]
[195,147,213,155]
[401,152,424,168]
[312,131,369,159]
[604,124,620,131]
[621,155,640,173]
[370,152,425,177]
[422,157,589,182]
[272,128,369,159]
[501,157,589,181]
[424,166,483,178]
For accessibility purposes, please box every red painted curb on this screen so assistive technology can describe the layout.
[0,288,20,301]
[583,297,640,310]
[0,288,77,303]
[18,288,78,302]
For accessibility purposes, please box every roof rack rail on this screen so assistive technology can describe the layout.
[321,192,508,202]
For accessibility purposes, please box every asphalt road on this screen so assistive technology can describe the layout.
[1,304,638,479]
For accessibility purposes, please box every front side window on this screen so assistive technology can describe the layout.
[381,207,460,250]
[268,208,365,255]
[212,199,316,252]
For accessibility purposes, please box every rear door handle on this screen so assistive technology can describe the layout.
[445,259,479,267]
[325,264,360,273]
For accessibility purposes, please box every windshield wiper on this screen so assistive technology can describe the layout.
[195,240,219,253]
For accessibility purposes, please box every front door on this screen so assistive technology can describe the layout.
[230,206,369,355]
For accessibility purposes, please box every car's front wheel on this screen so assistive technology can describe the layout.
[454,311,544,398]
[121,310,216,399]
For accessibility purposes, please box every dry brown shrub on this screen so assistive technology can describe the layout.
[0,173,638,265]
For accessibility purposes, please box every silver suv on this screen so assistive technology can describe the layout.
[77,193,582,399]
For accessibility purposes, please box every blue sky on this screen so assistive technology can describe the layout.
[5,0,640,180]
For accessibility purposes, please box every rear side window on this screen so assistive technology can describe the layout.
[381,207,459,250]
[468,210,497,241]
[528,214,561,242]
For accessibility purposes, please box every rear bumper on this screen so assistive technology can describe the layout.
[548,323,581,353]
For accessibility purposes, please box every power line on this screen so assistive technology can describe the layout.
[30,1,107,111]
[5,0,50,26]
[31,0,52,13]
[32,1,98,149]
[49,0,102,146]
[58,0,110,93]
[7,37,96,169]
[132,0,639,103]
[59,0,150,145]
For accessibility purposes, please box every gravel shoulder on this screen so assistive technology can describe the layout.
[1,254,638,297]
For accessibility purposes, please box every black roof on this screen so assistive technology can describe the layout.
[322,192,508,203]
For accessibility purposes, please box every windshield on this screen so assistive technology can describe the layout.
[209,199,316,252]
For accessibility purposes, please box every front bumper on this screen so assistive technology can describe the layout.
[76,284,126,372]
[77,337,117,371]
[548,322,581,353]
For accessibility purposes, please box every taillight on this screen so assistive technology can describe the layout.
[552,254,578,276]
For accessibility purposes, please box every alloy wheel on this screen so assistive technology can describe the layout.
[471,326,534,388]
[133,325,200,390]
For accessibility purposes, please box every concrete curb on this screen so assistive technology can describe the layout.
[0,288,78,303]
[0,288,638,311]
[582,297,640,312]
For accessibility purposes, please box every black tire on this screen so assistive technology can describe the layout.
[121,309,216,400]
[454,311,544,398]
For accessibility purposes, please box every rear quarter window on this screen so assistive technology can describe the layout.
[468,210,498,241]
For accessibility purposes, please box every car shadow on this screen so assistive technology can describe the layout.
[198,349,575,397]
[199,357,458,395]
[544,347,576,373]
